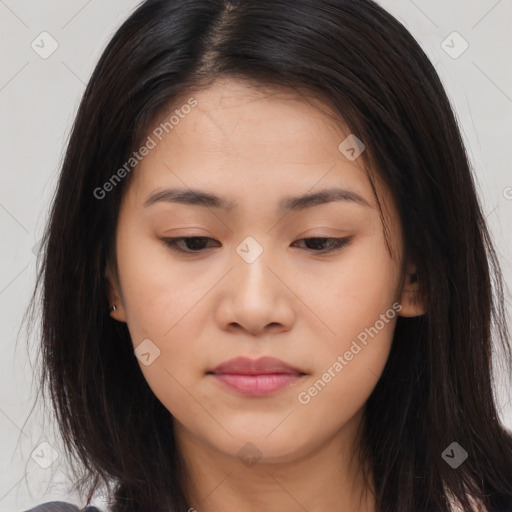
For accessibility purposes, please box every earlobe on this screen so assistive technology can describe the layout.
[398,263,427,317]
[104,262,127,322]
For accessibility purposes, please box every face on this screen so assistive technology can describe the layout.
[107,78,424,466]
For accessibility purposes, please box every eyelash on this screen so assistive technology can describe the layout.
[161,236,352,255]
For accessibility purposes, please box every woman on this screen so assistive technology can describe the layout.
[24,0,512,510]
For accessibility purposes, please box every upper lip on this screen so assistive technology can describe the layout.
[208,356,305,375]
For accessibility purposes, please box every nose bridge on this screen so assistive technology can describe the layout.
[228,232,295,322]
[233,234,273,294]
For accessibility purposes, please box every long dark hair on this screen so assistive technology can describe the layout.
[24,0,512,510]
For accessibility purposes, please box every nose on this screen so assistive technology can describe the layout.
[215,248,296,336]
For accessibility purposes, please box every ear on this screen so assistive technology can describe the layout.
[104,260,127,322]
[398,262,427,317]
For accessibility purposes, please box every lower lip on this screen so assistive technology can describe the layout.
[210,373,304,396]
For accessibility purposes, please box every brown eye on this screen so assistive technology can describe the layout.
[161,236,219,253]
[291,237,352,254]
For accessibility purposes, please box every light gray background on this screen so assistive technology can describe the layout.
[1,0,511,510]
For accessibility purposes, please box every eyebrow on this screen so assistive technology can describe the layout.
[143,186,373,212]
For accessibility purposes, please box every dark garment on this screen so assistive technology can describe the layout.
[23,501,102,512]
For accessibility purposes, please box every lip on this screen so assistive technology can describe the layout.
[209,356,304,375]
[207,356,307,397]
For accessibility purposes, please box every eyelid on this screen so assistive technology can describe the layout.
[160,235,353,255]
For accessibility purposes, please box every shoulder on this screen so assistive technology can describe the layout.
[22,501,103,512]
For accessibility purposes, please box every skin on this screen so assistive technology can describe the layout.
[106,78,426,512]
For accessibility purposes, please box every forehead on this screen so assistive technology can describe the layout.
[171,79,349,160]
[125,78,383,214]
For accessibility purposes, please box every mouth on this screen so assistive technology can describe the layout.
[207,356,308,397]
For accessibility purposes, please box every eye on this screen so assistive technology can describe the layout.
[161,236,219,253]
[161,236,352,255]
[291,237,352,253]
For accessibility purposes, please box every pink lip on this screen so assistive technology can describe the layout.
[208,356,306,397]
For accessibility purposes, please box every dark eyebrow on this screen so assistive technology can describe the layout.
[280,188,372,211]
[143,187,372,211]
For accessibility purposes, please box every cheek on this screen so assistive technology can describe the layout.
[115,229,209,386]
[297,311,396,423]
[309,235,399,394]
[116,227,191,335]
[323,233,400,334]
